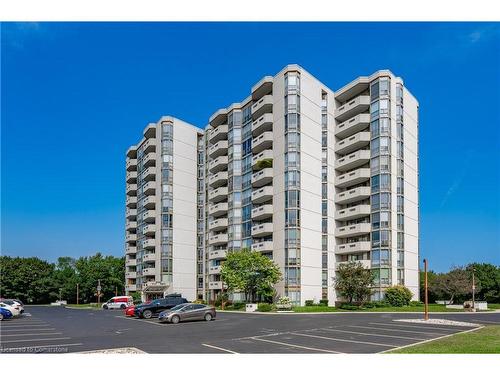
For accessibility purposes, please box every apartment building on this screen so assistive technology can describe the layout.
[125,65,419,305]
[125,116,204,302]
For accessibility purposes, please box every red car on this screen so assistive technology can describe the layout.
[125,300,150,317]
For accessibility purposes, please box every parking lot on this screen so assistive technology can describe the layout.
[1,306,498,353]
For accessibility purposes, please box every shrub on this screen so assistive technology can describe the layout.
[319,299,329,306]
[277,296,291,305]
[305,300,315,306]
[232,302,246,310]
[257,303,273,312]
[409,300,424,307]
[363,302,375,308]
[339,303,360,310]
[255,158,273,171]
[385,285,413,307]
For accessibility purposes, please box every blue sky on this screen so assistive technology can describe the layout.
[1,22,499,272]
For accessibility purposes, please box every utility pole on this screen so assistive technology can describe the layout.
[115,286,118,297]
[472,267,476,311]
[97,279,102,306]
[76,283,79,305]
[423,259,429,321]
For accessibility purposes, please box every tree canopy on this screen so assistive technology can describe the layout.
[334,261,373,304]
[220,249,281,303]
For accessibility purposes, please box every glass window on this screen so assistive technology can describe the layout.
[379,78,390,96]
[285,170,300,188]
[371,81,380,101]
[285,152,300,169]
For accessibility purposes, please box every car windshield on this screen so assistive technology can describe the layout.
[170,303,188,311]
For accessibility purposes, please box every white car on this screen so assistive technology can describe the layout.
[0,302,20,316]
[102,296,133,310]
[1,299,24,314]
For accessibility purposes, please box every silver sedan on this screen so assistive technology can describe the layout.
[158,303,216,324]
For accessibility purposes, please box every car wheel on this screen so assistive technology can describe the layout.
[103,305,108,310]
[170,315,180,324]
[142,310,152,319]
[204,313,213,322]
[120,304,126,309]
[0,314,3,321]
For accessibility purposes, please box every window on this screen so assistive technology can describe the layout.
[286,132,300,150]
[285,190,300,208]
[286,209,300,227]
[397,195,404,213]
[397,177,404,194]
[397,250,405,268]
[285,229,300,246]
[371,81,380,101]
[372,211,390,230]
[397,232,404,249]
[285,113,300,132]
[285,170,300,188]
[379,78,390,96]
[285,152,300,169]
[397,214,404,230]
[372,174,390,193]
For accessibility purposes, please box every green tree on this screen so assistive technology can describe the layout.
[466,263,500,303]
[53,257,78,303]
[419,270,440,302]
[0,256,58,304]
[385,285,413,306]
[429,266,472,304]
[334,261,373,304]
[220,249,281,303]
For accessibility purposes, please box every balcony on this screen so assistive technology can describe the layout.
[125,246,136,255]
[336,204,371,221]
[252,241,273,252]
[126,233,137,243]
[143,195,155,209]
[251,94,273,119]
[143,124,156,139]
[142,209,156,223]
[252,113,273,137]
[125,258,137,267]
[209,218,228,232]
[335,223,371,238]
[143,167,156,181]
[126,171,137,183]
[143,224,156,236]
[252,76,273,101]
[335,186,371,205]
[126,158,137,171]
[251,168,273,188]
[127,146,137,159]
[208,281,223,290]
[143,238,156,250]
[126,221,136,232]
[335,113,371,139]
[209,265,222,275]
[142,267,156,276]
[335,168,370,188]
[126,196,137,208]
[143,181,156,195]
[336,241,371,255]
[125,284,137,292]
[335,132,370,155]
[252,223,273,237]
[126,208,137,219]
[251,204,273,220]
[337,259,370,269]
[209,233,228,246]
[208,186,228,203]
[209,249,227,260]
[252,150,273,169]
[335,95,370,122]
[142,253,156,263]
[143,152,156,167]
[126,184,137,196]
[335,150,371,172]
[252,186,273,204]
[208,140,229,158]
[252,131,273,154]
[208,171,228,188]
[142,138,156,153]
[209,124,228,144]
[125,271,137,279]
[208,155,228,173]
[209,202,228,218]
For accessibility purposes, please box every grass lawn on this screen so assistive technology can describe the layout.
[292,304,460,313]
[487,303,500,310]
[388,325,500,353]
[65,304,101,309]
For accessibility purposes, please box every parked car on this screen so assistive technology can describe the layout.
[0,302,20,317]
[0,307,14,321]
[158,303,216,324]
[134,294,188,319]
[102,296,133,310]
[1,299,24,314]
[124,299,150,317]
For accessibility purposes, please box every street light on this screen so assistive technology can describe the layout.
[423,259,429,321]
[472,267,476,311]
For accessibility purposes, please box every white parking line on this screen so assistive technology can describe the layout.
[471,319,500,324]
[1,337,72,343]
[202,343,239,354]
[1,332,63,337]
[251,336,343,353]
[290,332,396,348]
[347,325,442,335]
[318,328,423,341]
[370,322,465,332]
[381,326,484,353]
[0,328,56,332]
[0,323,50,327]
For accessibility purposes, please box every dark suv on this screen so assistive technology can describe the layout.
[134,294,188,319]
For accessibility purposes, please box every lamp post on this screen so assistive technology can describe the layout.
[423,259,429,321]
[472,267,476,311]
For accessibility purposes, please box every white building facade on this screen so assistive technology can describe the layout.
[125,65,419,305]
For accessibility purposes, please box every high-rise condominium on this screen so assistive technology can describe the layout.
[125,65,419,305]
